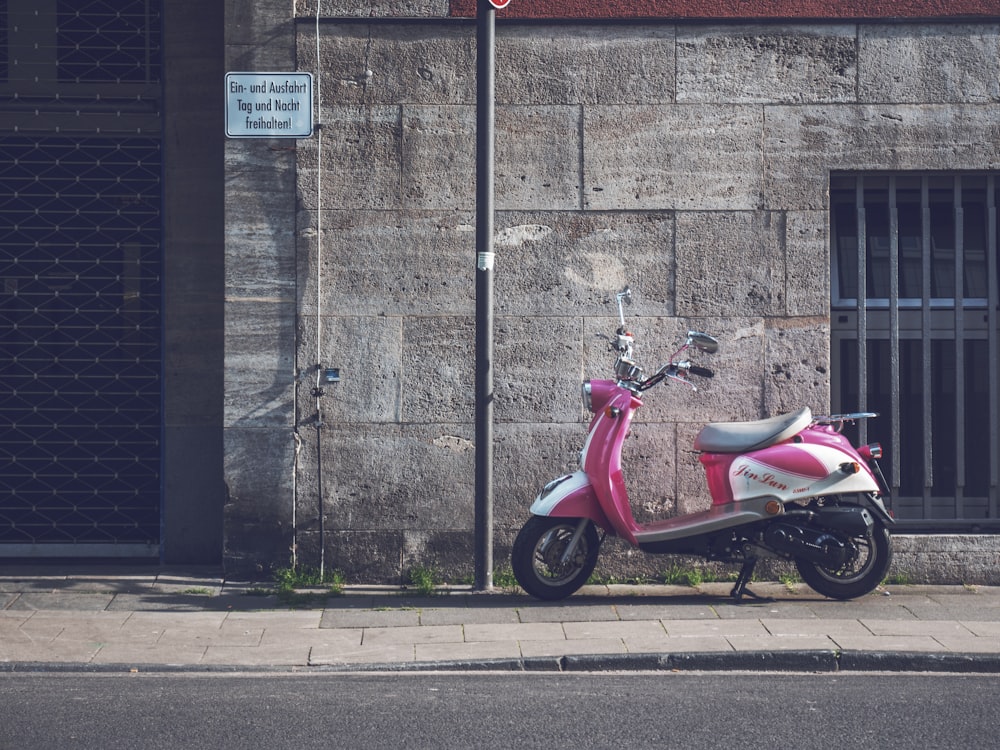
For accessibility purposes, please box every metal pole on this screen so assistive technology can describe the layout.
[474,0,495,591]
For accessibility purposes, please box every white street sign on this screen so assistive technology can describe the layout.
[226,72,313,138]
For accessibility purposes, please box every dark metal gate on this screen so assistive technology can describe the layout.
[831,173,1000,530]
[0,1,163,556]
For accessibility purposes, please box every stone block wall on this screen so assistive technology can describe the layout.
[223,2,1000,580]
[224,1,300,574]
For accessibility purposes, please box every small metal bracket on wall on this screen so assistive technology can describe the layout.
[312,368,341,399]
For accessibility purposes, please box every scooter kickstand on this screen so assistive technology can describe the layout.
[730,559,768,603]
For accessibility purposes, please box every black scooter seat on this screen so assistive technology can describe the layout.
[693,407,813,454]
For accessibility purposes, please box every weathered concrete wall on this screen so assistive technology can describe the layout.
[223,8,1000,581]
[890,536,1000,586]
[446,0,1000,21]
[223,1,300,574]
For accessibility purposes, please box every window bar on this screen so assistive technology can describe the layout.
[920,176,934,517]
[144,1,154,85]
[855,176,869,447]
[988,175,999,519]
[888,177,902,498]
[954,176,966,517]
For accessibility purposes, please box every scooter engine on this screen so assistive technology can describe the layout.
[763,522,850,568]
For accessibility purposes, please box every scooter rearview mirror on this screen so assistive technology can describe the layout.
[687,331,719,354]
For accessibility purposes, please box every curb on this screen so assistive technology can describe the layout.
[5,651,1000,675]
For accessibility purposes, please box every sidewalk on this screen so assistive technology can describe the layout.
[2,567,1000,673]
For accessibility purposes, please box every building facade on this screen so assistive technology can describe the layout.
[2,1,999,581]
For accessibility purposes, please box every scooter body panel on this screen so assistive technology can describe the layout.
[633,495,776,545]
[700,427,880,506]
[528,471,615,534]
[577,381,643,543]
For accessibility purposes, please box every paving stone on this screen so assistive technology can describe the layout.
[416,640,522,663]
[602,584,696,598]
[517,605,620,624]
[0,640,102,664]
[258,627,362,648]
[0,611,31,626]
[361,624,464,646]
[309,643,415,665]
[714,602,821,620]
[5,620,63,641]
[19,611,131,627]
[662,619,770,637]
[201,644,310,666]
[418,607,521,626]
[121,612,229,630]
[156,626,264,648]
[58,579,152,594]
[224,611,323,629]
[959,621,1000,637]
[0,576,69,593]
[805,601,918,620]
[301,594,378,610]
[616,602,722,621]
[655,636,734,653]
[619,631,674,653]
[520,638,626,658]
[5,593,114,611]
[726,635,838,651]
[106,593,229,612]
[463,622,565,643]
[760,618,870,637]
[859,619,976,638]
[931,636,1000,654]
[320,608,420,629]
[91,644,208,665]
[833,635,946,652]
[562,620,666,641]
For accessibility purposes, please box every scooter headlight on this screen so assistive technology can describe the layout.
[582,380,592,412]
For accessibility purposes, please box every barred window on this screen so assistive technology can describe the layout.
[831,174,999,529]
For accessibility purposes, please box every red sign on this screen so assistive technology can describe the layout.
[488,0,511,7]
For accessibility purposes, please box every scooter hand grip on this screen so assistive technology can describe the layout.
[688,366,715,379]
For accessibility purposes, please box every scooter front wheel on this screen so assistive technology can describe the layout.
[511,516,600,601]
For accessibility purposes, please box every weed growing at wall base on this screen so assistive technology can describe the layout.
[273,566,345,591]
[406,565,440,596]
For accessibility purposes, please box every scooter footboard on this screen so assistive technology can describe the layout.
[529,472,613,532]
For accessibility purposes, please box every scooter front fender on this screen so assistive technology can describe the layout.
[529,472,614,534]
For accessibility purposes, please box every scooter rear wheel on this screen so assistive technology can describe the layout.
[795,521,892,600]
[511,516,600,601]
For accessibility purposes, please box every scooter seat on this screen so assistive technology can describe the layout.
[693,406,813,453]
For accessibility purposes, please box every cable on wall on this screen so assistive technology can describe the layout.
[313,2,326,577]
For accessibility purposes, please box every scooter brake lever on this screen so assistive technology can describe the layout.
[665,371,698,391]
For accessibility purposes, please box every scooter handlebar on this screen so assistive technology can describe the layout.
[688,365,715,379]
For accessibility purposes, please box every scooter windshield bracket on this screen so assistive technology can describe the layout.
[615,286,632,328]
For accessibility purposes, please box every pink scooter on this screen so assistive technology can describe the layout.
[511,287,894,601]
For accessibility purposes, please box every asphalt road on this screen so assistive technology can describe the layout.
[1,671,996,749]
